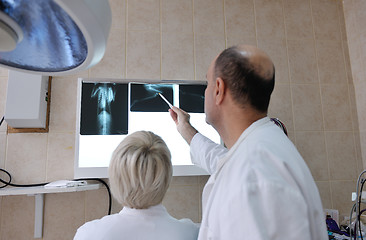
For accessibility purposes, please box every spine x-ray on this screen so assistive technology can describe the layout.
[80,82,128,135]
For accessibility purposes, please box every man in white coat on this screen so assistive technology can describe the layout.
[169,45,328,239]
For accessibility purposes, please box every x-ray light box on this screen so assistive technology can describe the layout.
[75,78,221,178]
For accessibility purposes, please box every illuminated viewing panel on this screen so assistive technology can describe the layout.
[75,79,221,178]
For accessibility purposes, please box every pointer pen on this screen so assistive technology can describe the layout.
[158,93,173,108]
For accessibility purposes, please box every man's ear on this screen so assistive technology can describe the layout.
[215,77,225,105]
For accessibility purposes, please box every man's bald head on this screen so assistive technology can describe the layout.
[214,45,275,113]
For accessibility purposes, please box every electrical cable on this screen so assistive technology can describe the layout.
[75,178,111,215]
[0,116,4,126]
[0,169,112,215]
[0,168,48,188]
[359,179,366,240]
[354,170,366,240]
[350,202,356,240]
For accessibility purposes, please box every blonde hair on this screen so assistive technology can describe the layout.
[109,131,172,209]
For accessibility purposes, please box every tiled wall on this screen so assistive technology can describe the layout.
[343,0,366,176]
[0,0,361,239]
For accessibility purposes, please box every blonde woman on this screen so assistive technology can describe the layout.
[74,131,199,240]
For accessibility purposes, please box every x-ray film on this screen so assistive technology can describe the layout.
[80,82,128,135]
[179,84,206,113]
[76,79,221,178]
[130,83,174,112]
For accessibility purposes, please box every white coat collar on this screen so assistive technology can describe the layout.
[201,117,270,213]
[120,204,169,217]
[215,116,271,177]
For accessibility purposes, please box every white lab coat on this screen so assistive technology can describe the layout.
[73,204,199,240]
[191,117,328,240]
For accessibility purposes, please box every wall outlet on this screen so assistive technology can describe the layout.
[352,191,366,202]
[324,208,339,224]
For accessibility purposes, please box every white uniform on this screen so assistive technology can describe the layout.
[191,117,328,240]
[74,204,199,240]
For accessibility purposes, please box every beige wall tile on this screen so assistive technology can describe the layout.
[295,131,329,181]
[326,131,357,181]
[257,38,289,84]
[354,81,366,131]
[311,0,341,41]
[345,12,364,83]
[111,195,124,214]
[287,39,318,84]
[47,133,75,182]
[343,0,357,41]
[283,0,313,40]
[255,0,285,41]
[194,0,225,35]
[0,67,7,77]
[171,176,198,186]
[162,0,193,33]
[353,131,363,172]
[321,84,352,131]
[316,40,347,84]
[0,77,7,133]
[6,133,47,184]
[338,2,348,44]
[49,77,79,133]
[126,31,161,79]
[360,131,366,168]
[89,29,125,78]
[85,188,110,222]
[343,40,354,85]
[198,175,209,221]
[315,181,332,209]
[287,130,296,144]
[162,32,194,80]
[348,84,359,131]
[226,35,257,49]
[360,36,366,73]
[291,84,324,131]
[225,0,257,47]
[225,0,255,44]
[1,195,34,239]
[330,180,356,217]
[268,83,294,132]
[127,0,160,31]
[43,192,85,240]
[354,1,366,35]
[348,39,365,85]
[195,34,226,80]
[163,185,200,223]
[198,175,209,187]
[0,133,6,169]
[109,0,126,30]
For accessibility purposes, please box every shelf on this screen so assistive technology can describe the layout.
[0,183,100,196]
[0,184,100,238]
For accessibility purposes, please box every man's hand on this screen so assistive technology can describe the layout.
[169,106,198,145]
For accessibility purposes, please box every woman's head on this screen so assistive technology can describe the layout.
[109,131,172,209]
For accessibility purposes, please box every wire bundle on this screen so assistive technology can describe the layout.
[350,170,366,240]
[0,168,111,215]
